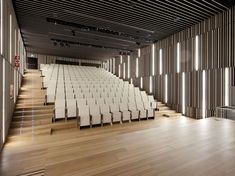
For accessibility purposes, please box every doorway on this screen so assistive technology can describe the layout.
[27,57,38,69]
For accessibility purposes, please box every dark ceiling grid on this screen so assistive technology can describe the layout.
[15,0,199,38]
[15,1,161,38]
[12,0,235,60]
[16,0,202,34]
[15,0,185,34]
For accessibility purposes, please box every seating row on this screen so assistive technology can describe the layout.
[55,99,156,127]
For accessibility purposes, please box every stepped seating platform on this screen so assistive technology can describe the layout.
[41,64,158,128]
[10,67,182,139]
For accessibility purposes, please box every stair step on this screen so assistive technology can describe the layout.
[16,100,45,104]
[13,109,54,116]
[51,120,77,132]
[9,120,76,136]
[9,126,52,137]
[11,118,52,128]
[17,96,45,100]
[12,113,53,121]
[9,124,51,136]
[14,105,54,111]
[16,102,46,107]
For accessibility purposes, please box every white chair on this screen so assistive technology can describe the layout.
[87,98,96,105]
[67,99,77,118]
[92,93,101,99]
[56,93,65,100]
[113,98,121,104]
[66,93,75,99]
[110,104,121,123]
[78,105,90,127]
[75,93,84,99]
[77,98,87,107]
[46,93,55,104]
[128,103,139,120]
[100,104,112,125]
[148,95,157,109]
[96,98,105,105]
[151,101,157,109]
[143,101,155,119]
[136,102,147,119]
[55,99,66,120]
[105,98,113,105]
[119,103,131,122]
[89,105,101,125]
[84,93,93,98]
[46,87,56,103]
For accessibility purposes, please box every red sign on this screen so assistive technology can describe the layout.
[15,56,20,68]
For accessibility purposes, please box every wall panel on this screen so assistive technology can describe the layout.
[111,5,235,119]
[0,0,25,149]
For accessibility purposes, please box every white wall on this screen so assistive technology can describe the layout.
[0,0,26,149]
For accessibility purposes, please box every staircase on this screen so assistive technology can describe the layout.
[156,102,182,118]
[9,69,78,138]
[9,70,53,137]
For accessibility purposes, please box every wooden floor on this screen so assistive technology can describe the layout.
[0,116,235,175]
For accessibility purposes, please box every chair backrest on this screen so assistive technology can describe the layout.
[79,105,89,116]
[100,104,110,114]
[113,98,121,104]
[66,93,75,99]
[77,99,87,107]
[92,93,101,99]
[75,92,84,98]
[148,95,155,102]
[121,97,128,104]
[87,98,96,105]
[143,101,151,109]
[105,98,113,105]
[56,93,65,100]
[110,104,119,112]
[67,99,76,108]
[84,93,93,98]
[89,105,100,115]
[136,101,144,110]
[128,103,137,111]
[96,98,105,105]
[120,103,128,111]
[55,99,65,108]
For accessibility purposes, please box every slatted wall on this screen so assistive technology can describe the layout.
[113,5,235,119]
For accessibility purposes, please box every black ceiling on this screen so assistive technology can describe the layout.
[13,0,235,60]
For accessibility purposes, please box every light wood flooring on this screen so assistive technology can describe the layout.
[1,116,235,176]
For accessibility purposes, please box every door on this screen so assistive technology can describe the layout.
[27,57,38,69]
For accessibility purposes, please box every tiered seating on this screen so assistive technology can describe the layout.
[40,64,157,128]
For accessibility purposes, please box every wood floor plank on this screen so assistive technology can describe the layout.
[1,117,235,176]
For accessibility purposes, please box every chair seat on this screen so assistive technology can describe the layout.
[112,112,121,122]
[102,113,112,124]
[80,115,90,127]
[121,111,131,121]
